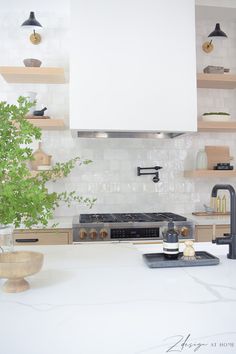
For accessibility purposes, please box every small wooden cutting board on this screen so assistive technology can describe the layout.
[30,142,52,170]
[205,145,233,169]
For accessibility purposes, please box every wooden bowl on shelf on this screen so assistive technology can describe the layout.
[0,251,44,293]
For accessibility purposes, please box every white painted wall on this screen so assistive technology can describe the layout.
[70,0,197,132]
[0,0,236,217]
[0,0,69,13]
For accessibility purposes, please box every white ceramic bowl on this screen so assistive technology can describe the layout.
[202,114,231,122]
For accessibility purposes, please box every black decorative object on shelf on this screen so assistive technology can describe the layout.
[214,163,234,170]
[137,166,162,183]
[33,107,47,116]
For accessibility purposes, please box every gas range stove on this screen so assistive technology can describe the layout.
[73,212,194,243]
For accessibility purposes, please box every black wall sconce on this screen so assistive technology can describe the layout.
[21,11,43,45]
[202,23,227,53]
[137,166,162,183]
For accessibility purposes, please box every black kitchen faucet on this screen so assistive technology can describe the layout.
[211,184,236,259]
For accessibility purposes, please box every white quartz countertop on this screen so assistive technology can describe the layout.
[1,242,236,354]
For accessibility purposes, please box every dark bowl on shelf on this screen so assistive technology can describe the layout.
[214,163,233,170]
[23,58,42,67]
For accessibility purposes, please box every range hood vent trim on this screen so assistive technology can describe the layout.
[76,131,184,139]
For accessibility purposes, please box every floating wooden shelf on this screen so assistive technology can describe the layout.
[198,120,236,132]
[184,170,236,178]
[26,118,65,130]
[29,170,65,179]
[197,73,236,89]
[0,66,65,84]
[192,211,230,216]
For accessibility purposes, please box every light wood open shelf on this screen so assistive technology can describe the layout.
[26,118,65,130]
[184,170,236,178]
[0,66,65,84]
[29,170,64,178]
[197,73,236,89]
[198,120,236,132]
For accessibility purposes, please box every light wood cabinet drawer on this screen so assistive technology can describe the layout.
[195,225,230,242]
[195,225,212,242]
[215,225,230,237]
[14,229,72,245]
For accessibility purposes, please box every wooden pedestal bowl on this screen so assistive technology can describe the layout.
[0,251,44,293]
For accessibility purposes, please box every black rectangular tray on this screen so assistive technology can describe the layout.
[143,251,219,268]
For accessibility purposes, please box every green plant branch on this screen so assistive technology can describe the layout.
[0,97,95,228]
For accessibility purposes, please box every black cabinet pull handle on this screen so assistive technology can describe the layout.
[15,238,39,243]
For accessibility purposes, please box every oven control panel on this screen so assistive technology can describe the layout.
[74,227,161,242]
[73,222,194,243]
[110,228,159,239]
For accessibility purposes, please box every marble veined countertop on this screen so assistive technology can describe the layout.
[1,243,236,354]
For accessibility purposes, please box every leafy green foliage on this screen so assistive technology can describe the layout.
[0,97,95,228]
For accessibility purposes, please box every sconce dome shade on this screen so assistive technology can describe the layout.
[208,23,227,38]
[21,11,42,28]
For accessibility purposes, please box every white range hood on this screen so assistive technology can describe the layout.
[70,0,197,138]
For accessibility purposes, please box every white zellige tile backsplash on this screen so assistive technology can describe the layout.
[0,6,236,216]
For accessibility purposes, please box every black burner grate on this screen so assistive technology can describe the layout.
[79,212,186,223]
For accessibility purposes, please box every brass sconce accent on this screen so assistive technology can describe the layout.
[30,30,41,45]
[21,12,42,45]
[202,23,227,54]
[202,39,214,53]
